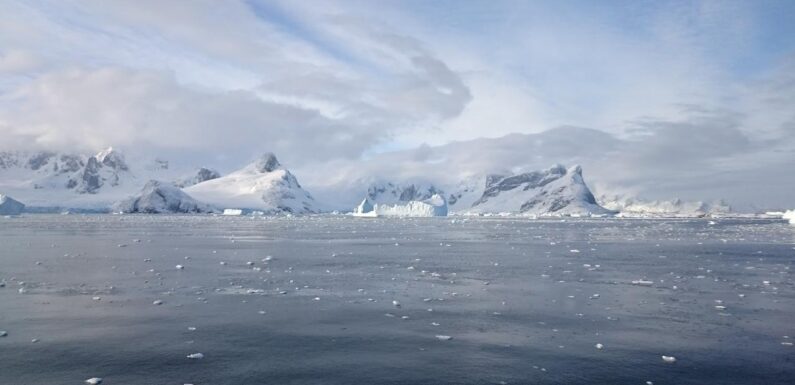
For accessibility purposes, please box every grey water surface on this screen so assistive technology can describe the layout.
[0,215,793,384]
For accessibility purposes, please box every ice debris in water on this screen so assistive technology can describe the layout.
[0,331,7,337]
[435,335,453,341]
[153,300,164,305]
[176,264,184,270]
[85,378,103,385]
[187,353,204,359]
[632,279,654,286]
[661,355,677,363]
[595,343,604,350]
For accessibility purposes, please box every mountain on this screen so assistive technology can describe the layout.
[185,153,316,214]
[365,182,444,205]
[354,164,612,216]
[454,165,613,215]
[114,180,213,214]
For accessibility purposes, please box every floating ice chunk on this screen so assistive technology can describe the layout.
[187,327,197,331]
[632,280,654,286]
[392,300,401,308]
[85,378,103,385]
[595,343,604,350]
[223,209,243,216]
[783,210,795,225]
[176,265,184,270]
[435,335,453,341]
[187,353,204,359]
[153,300,164,305]
[661,355,677,363]
[92,296,101,301]
[0,331,7,337]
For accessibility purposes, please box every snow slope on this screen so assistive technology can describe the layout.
[186,153,316,214]
[113,180,214,214]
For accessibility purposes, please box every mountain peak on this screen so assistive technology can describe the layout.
[95,147,128,171]
[253,153,281,173]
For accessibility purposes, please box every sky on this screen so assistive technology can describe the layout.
[0,0,794,208]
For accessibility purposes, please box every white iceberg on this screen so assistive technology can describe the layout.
[0,194,25,215]
[783,210,795,225]
[354,194,448,217]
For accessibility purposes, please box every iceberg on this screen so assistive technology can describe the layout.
[113,180,213,213]
[0,194,25,215]
[784,210,795,225]
[354,194,448,217]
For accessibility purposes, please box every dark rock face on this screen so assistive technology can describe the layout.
[474,165,567,206]
[255,153,281,173]
[194,168,220,184]
[68,157,102,193]
[27,152,55,170]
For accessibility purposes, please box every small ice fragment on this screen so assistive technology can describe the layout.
[85,378,103,385]
[0,331,7,337]
[258,310,266,315]
[187,353,204,359]
[714,305,726,310]
[431,322,440,326]
[632,280,654,286]
[219,261,227,265]
[313,297,320,301]
[661,355,677,363]
[570,249,580,253]
[92,296,101,301]
[153,300,164,305]
[595,343,604,350]
[781,342,793,346]
[435,335,453,341]
[187,327,197,331]
[392,300,401,308]
[176,265,184,270]
[31,338,39,343]
[246,261,254,266]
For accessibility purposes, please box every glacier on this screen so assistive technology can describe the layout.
[113,180,213,214]
[354,194,448,217]
[0,194,25,215]
[598,194,731,218]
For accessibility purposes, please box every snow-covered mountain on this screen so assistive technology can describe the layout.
[185,153,316,214]
[598,194,732,217]
[365,182,445,205]
[0,147,215,211]
[114,180,213,214]
[354,164,612,216]
[452,165,613,215]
